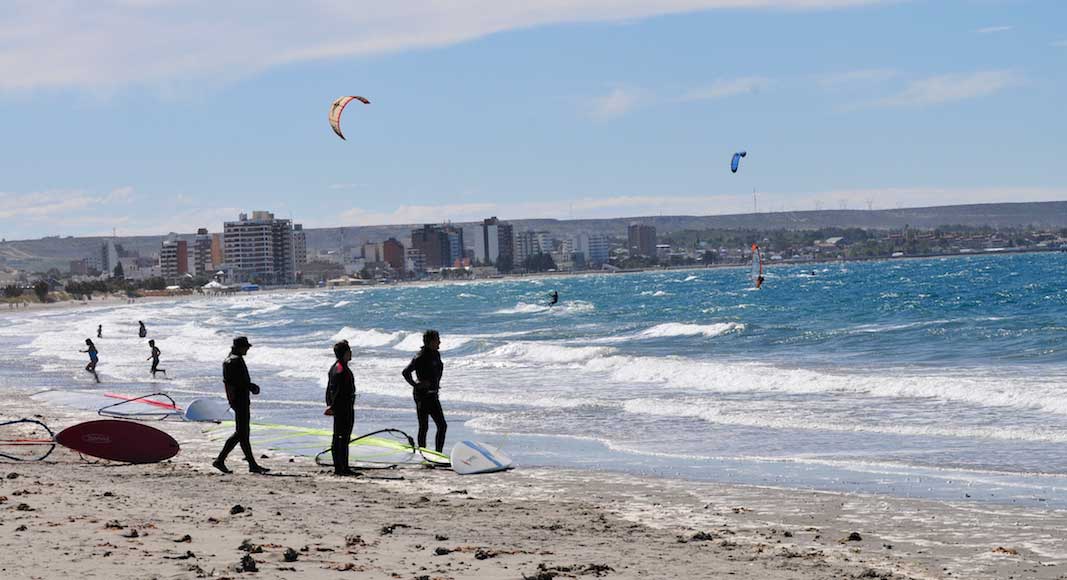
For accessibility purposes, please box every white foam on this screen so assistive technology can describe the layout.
[333,300,351,308]
[482,342,616,365]
[636,322,744,339]
[331,326,403,348]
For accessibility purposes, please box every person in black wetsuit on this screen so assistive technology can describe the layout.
[97,324,102,338]
[147,339,165,377]
[402,330,447,453]
[549,290,559,306]
[213,336,268,474]
[325,340,357,476]
[138,321,147,338]
[80,338,99,382]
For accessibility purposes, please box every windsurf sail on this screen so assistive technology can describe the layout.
[751,243,764,289]
[0,419,56,461]
[98,392,183,421]
[204,422,449,468]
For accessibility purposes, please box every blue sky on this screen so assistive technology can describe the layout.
[1,0,1064,240]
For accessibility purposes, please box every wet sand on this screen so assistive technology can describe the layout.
[2,391,1066,579]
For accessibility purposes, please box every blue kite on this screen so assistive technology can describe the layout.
[731,151,747,173]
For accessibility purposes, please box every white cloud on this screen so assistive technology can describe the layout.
[869,70,1021,108]
[678,76,771,101]
[0,187,135,220]
[974,25,1013,34]
[588,87,647,120]
[0,1,892,93]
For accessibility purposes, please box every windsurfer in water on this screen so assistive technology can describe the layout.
[138,321,147,338]
[80,338,99,383]
[549,290,559,306]
[402,330,448,453]
[147,339,165,377]
[213,336,269,474]
[325,340,358,476]
[755,275,765,289]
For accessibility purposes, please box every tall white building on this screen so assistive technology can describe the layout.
[222,211,296,285]
[574,233,610,266]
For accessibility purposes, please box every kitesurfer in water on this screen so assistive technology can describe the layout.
[402,330,447,453]
[147,339,165,377]
[97,324,102,338]
[138,321,147,338]
[549,290,559,306]
[214,336,269,474]
[80,338,99,382]
[325,340,358,476]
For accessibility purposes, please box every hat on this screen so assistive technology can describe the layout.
[232,336,252,349]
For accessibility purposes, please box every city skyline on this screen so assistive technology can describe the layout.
[1,1,1065,240]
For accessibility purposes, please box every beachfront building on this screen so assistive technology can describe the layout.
[628,224,657,258]
[210,233,224,268]
[411,224,463,269]
[514,230,554,268]
[222,211,296,285]
[405,248,426,275]
[473,216,515,269]
[100,239,120,277]
[192,228,213,276]
[160,240,189,281]
[292,224,308,267]
[574,233,610,266]
[382,238,405,271]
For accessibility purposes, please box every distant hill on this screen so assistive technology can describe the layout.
[3,201,1066,272]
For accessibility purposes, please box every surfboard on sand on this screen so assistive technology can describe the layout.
[55,420,180,463]
[184,397,232,422]
[450,440,513,475]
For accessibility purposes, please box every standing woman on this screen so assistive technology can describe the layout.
[402,330,447,453]
[80,338,100,383]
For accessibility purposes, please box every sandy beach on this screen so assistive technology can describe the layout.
[2,389,1065,580]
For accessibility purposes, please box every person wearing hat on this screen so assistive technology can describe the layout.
[325,339,358,476]
[213,336,268,474]
[146,339,165,377]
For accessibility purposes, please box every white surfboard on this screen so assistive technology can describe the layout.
[183,397,232,422]
[450,440,513,475]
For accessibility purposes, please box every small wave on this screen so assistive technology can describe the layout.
[636,322,744,339]
[330,327,403,348]
[457,293,482,299]
[393,332,473,352]
[639,290,669,297]
[333,300,351,308]
[482,342,616,365]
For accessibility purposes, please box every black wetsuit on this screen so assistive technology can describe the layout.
[327,360,356,473]
[216,352,259,468]
[402,348,447,452]
[139,324,147,338]
[150,346,164,376]
[549,292,559,306]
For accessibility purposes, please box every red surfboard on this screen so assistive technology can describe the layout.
[55,420,180,463]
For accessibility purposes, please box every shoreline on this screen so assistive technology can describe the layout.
[3,390,1066,579]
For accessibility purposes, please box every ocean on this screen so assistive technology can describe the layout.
[2,252,1066,507]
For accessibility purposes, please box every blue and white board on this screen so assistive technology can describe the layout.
[450,440,513,475]
[184,397,232,422]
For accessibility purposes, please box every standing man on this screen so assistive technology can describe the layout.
[97,324,103,338]
[325,340,357,476]
[402,330,448,453]
[147,339,166,378]
[213,336,269,474]
[138,321,147,338]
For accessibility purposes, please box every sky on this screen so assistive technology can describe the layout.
[0,0,1065,240]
